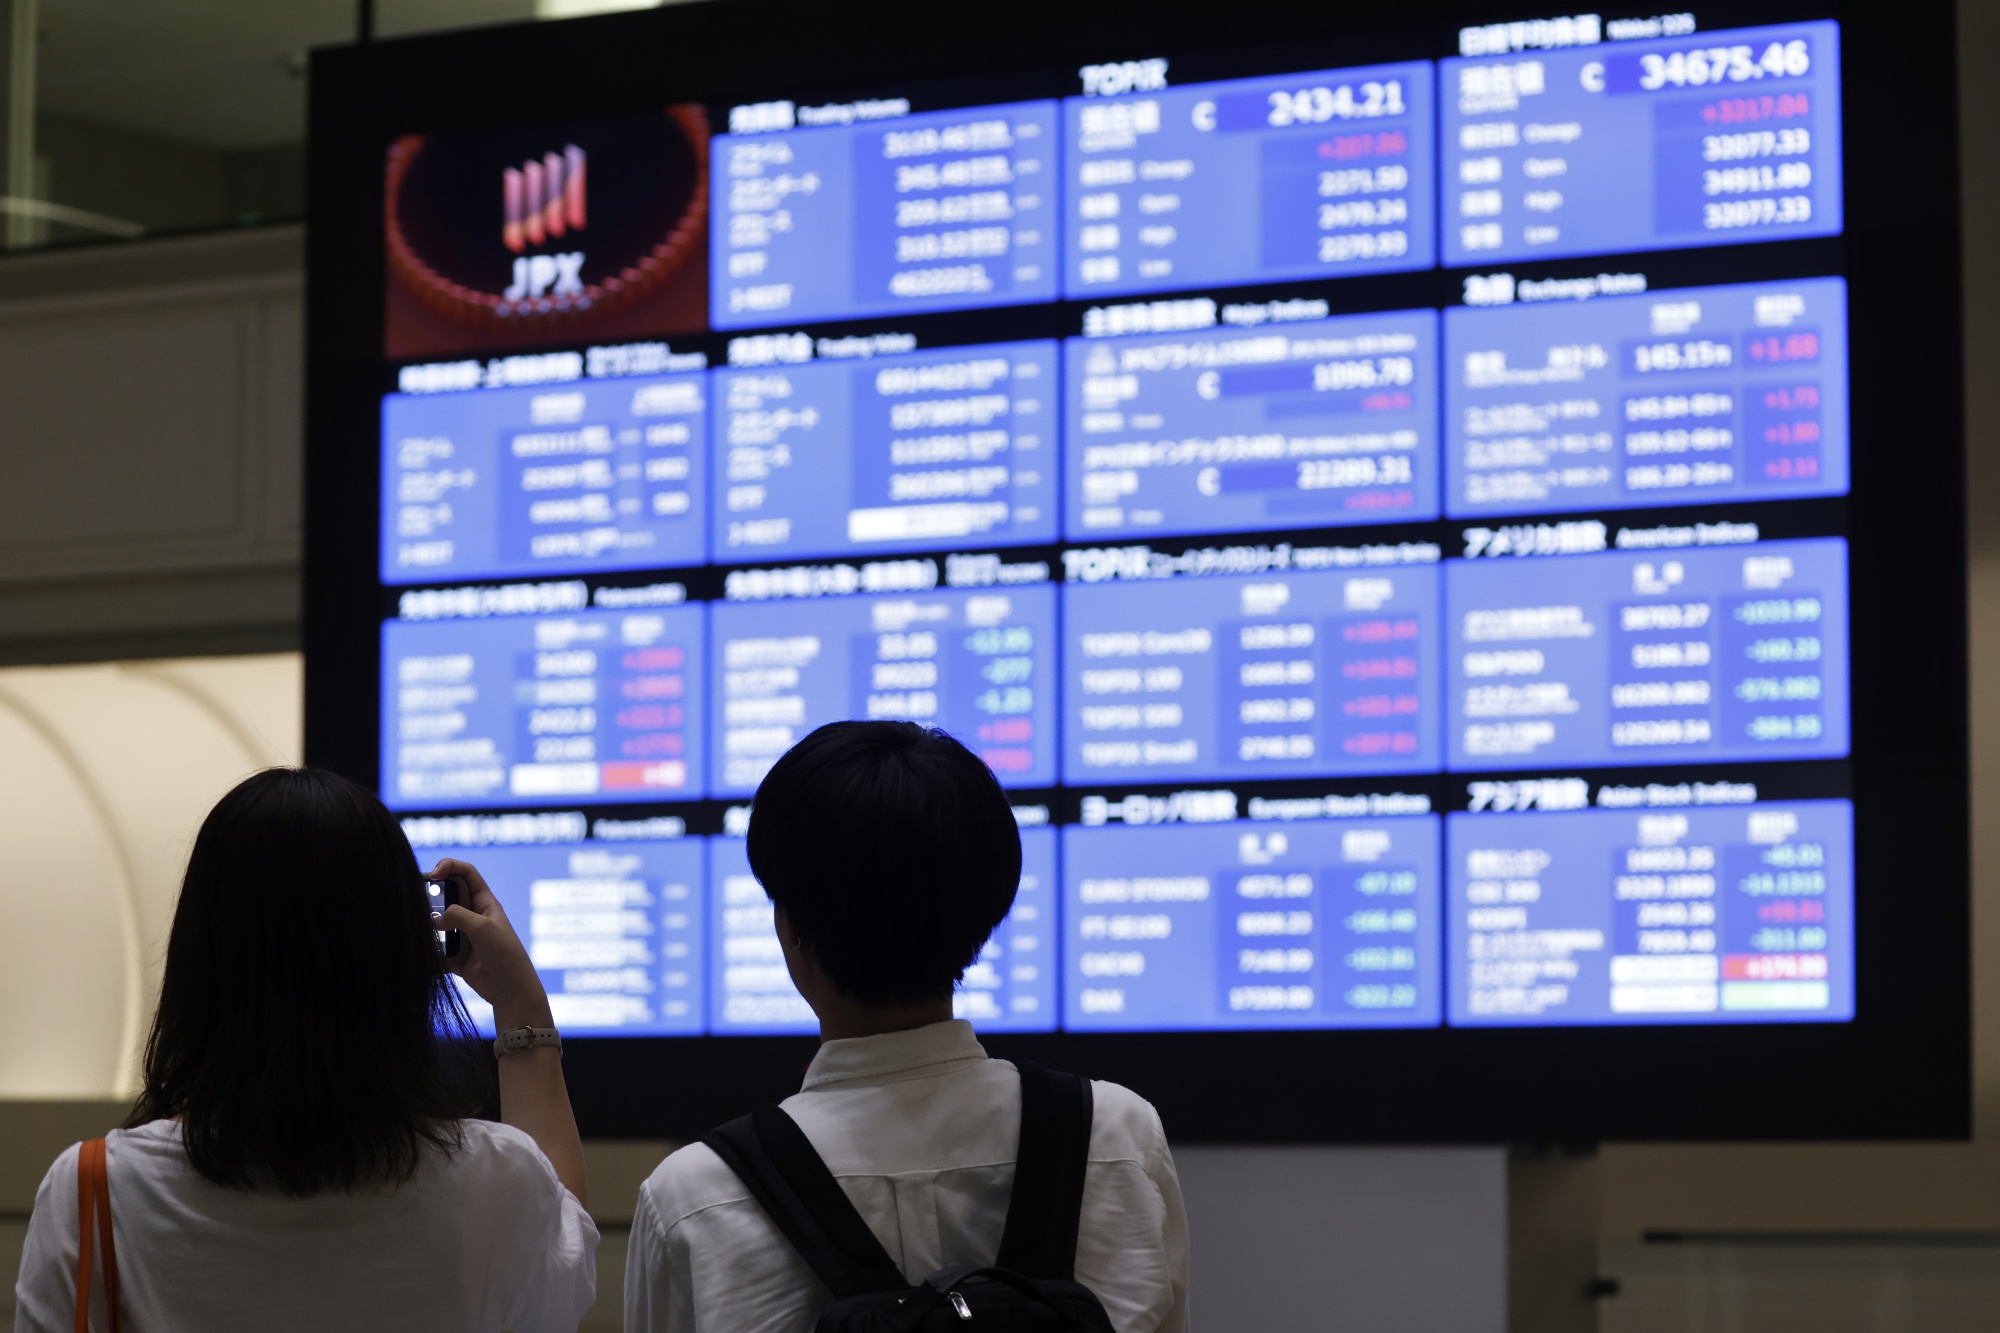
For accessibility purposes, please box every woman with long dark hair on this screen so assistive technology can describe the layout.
[12,767,597,1332]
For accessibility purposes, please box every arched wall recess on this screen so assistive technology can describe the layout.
[125,657,302,769]
[0,653,301,1098]
[0,698,138,1096]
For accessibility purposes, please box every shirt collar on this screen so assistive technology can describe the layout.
[800,1019,989,1092]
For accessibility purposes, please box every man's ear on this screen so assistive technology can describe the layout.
[773,904,812,976]
[772,903,826,1008]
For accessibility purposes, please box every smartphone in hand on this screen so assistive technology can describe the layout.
[426,876,465,958]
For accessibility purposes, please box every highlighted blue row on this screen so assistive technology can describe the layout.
[383,276,1850,582]
[702,22,1839,326]
[409,796,1853,1037]
[383,538,1850,809]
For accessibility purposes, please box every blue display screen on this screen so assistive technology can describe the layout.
[1063,61,1436,297]
[714,340,1059,560]
[711,583,1058,795]
[382,372,708,585]
[382,276,1848,576]
[1063,814,1442,1029]
[410,826,708,1036]
[1065,309,1440,539]
[1441,21,1842,264]
[377,19,1860,1037]
[383,602,707,809]
[1063,564,1442,784]
[1445,538,1849,771]
[1445,278,1848,516]
[713,100,1060,328]
[1447,799,1853,1024]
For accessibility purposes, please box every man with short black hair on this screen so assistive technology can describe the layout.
[626,721,1189,1333]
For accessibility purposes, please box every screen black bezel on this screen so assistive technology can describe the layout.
[305,0,1969,1142]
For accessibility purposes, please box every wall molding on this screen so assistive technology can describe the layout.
[0,227,304,664]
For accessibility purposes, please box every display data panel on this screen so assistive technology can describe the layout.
[351,9,1891,1052]
[712,582,1058,796]
[713,98,1060,328]
[1065,308,1441,539]
[1063,811,1443,1029]
[406,814,707,1036]
[1445,277,1848,517]
[382,369,709,585]
[1064,60,1436,296]
[1441,20,1842,265]
[1445,538,1849,772]
[715,339,1059,560]
[1447,797,1854,1025]
[384,599,707,808]
[710,825,1060,1034]
[1063,560,1443,785]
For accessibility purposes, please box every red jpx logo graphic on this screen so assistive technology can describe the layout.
[503,145,587,301]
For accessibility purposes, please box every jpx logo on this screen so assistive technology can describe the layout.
[504,252,585,303]
[1080,59,1168,97]
[502,144,587,302]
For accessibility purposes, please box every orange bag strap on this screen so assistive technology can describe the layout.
[74,1137,121,1333]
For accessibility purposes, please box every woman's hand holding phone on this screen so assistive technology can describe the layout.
[424,857,586,1205]
[425,858,552,1030]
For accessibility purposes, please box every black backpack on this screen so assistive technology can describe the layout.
[702,1060,1119,1332]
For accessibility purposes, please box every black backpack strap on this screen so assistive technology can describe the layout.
[995,1060,1094,1280]
[702,1105,908,1298]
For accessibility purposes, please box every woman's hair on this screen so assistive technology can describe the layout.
[126,767,482,1195]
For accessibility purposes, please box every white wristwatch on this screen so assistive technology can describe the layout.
[494,1025,562,1058]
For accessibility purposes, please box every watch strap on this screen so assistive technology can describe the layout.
[493,1025,562,1058]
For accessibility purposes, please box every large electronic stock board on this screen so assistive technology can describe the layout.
[307,0,1968,1140]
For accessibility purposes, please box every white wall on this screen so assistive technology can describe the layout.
[1178,1146,1506,1332]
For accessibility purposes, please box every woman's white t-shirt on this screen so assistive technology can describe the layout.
[12,1118,597,1333]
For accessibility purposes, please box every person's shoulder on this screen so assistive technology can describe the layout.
[636,1140,755,1233]
[34,1122,174,1212]
[444,1118,568,1197]
[1084,1077,1171,1162]
[102,1120,188,1173]
[37,1139,83,1194]
[48,1121,177,1187]
[456,1116,553,1166]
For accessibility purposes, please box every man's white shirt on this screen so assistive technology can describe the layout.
[625,1020,1189,1333]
